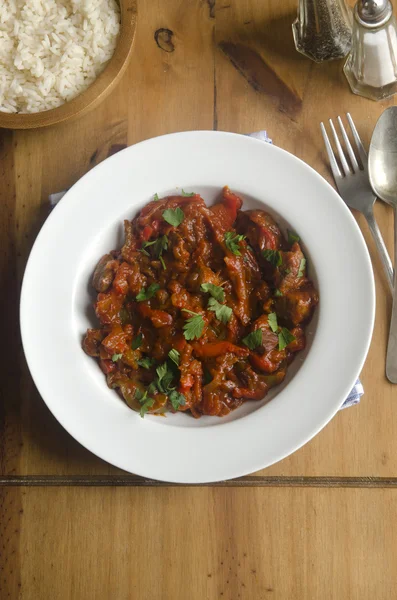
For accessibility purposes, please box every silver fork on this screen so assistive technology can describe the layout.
[321,113,393,291]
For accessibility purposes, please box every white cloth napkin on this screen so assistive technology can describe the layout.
[49,130,364,409]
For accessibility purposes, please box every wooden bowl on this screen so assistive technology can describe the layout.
[0,0,137,130]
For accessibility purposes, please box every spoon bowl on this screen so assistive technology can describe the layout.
[369,106,397,383]
[369,107,397,205]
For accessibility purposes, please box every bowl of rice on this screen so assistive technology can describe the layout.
[0,0,137,129]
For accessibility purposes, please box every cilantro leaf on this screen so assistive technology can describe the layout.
[134,388,145,401]
[136,283,160,302]
[153,193,160,201]
[181,189,195,197]
[278,327,296,350]
[147,382,157,395]
[111,353,123,362]
[287,230,300,244]
[169,390,186,411]
[139,243,152,256]
[140,235,168,270]
[274,289,283,297]
[168,349,180,366]
[242,329,262,350]
[262,249,282,267]
[131,334,142,350]
[156,362,174,393]
[153,235,168,270]
[207,297,232,324]
[182,309,205,340]
[152,235,168,257]
[142,240,156,247]
[134,388,155,418]
[138,357,155,369]
[224,231,246,256]
[162,207,184,227]
[140,236,165,254]
[153,362,185,410]
[156,363,167,377]
[140,400,154,418]
[200,283,225,302]
[298,258,306,278]
[268,312,279,333]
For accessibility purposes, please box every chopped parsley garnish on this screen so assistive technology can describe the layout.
[147,382,157,395]
[262,249,282,267]
[169,390,186,411]
[139,240,156,256]
[274,289,283,297]
[207,297,232,324]
[267,313,296,350]
[181,189,195,197]
[224,231,246,256]
[134,389,145,401]
[135,388,155,418]
[156,362,175,393]
[140,235,168,255]
[153,235,168,256]
[268,312,278,333]
[138,357,155,369]
[168,349,180,366]
[136,283,160,302]
[182,309,205,340]
[278,327,296,351]
[287,230,300,244]
[131,334,143,350]
[153,193,160,201]
[140,235,168,270]
[242,329,262,350]
[153,363,186,411]
[298,258,306,278]
[162,207,184,227]
[111,353,123,362]
[200,282,225,302]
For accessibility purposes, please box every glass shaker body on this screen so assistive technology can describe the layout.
[293,0,352,62]
[344,14,397,100]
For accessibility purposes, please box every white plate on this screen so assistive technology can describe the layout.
[20,131,375,483]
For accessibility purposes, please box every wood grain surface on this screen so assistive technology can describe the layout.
[2,0,397,596]
[2,486,397,599]
[1,0,396,480]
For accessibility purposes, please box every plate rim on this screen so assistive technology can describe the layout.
[20,130,375,483]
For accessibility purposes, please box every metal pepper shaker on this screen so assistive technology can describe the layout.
[344,0,397,101]
[293,0,353,62]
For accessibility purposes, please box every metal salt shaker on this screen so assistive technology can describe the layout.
[344,0,397,101]
[293,0,353,62]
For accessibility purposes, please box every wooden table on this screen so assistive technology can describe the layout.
[1,0,397,597]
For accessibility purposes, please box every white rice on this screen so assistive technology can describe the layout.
[0,0,120,114]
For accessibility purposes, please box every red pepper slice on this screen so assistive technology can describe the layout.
[192,341,248,358]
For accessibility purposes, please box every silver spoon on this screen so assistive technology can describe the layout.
[369,107,397,383]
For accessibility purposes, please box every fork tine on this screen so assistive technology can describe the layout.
[329,118,351,176]
[320,122,342,180]
[337,116,360,173]
[346,112,368,165]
